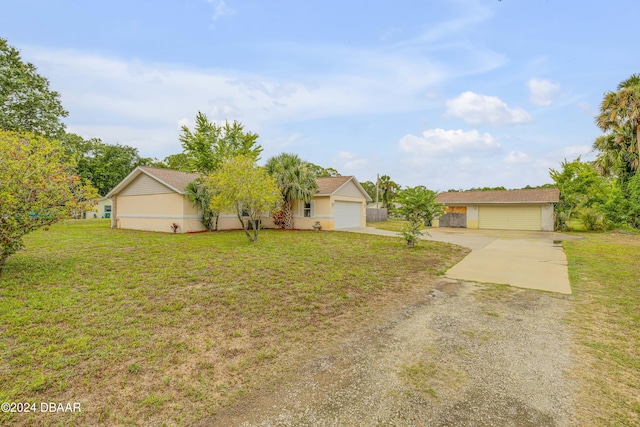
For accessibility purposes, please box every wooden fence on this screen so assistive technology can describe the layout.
[366,208,388,222]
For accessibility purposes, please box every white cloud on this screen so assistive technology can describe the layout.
[398,128,501,155]
[332,151,370,171]
[561,144,592,158]
[445,91,532,126]
[504,151,531,164]
[577,101,597,116]
[177,118,191,128]
[527,78,560,106]
[207,0,235,22]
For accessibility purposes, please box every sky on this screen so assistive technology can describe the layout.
[2,0,638,190]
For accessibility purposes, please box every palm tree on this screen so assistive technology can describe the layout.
[264,153,318,229]
[596,74,640,175]
[185,180,217,231]
[593,127,638,181]
[377,175,400,209]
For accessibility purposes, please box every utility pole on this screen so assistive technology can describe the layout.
[375,173,379,207]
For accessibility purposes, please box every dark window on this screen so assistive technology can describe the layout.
[303,202,311,218]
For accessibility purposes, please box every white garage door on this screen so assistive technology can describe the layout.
[334,201,362,229]
[478,206,542,231]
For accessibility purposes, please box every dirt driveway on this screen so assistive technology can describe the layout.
[197,278,576,426]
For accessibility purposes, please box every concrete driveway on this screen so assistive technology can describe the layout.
[341,227,576,294]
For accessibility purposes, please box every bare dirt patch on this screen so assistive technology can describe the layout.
[197,279,576,427]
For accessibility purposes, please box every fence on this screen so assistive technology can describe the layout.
[366,207,388,222]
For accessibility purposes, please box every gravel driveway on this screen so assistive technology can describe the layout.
[199,279,576,427]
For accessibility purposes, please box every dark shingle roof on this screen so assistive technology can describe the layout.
[436,188,560,204]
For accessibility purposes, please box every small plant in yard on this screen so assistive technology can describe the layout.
[171,223,180,233]
[393,186,443,248]
[400,221,425,249]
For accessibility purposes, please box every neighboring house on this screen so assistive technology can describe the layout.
[82,197,112,219]
[106,166,371,233]
[432,188,560,231]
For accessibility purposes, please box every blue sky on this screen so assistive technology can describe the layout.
[2,0,638,190]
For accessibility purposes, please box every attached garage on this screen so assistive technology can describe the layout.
[433,188,560,232]
[478,205,541,231]
[334,201,363,229]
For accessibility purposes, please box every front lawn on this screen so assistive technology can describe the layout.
[0,220,468,426]
[564,232,640,426]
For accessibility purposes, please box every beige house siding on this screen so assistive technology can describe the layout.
[119,173,174,196]
[334,180,364,198]
[116,193,205,233]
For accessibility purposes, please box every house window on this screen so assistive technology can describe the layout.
[104,205,112,219]
[241,209,250,217]
[303,202,311,218]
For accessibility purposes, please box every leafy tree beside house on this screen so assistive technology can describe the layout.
[178,112,263,229]
[205,156,281,242]
[264,153,318,229]
[0,130,98,274]
[393,186,443,248]
[306,162,341,178]
[179,111,262,174]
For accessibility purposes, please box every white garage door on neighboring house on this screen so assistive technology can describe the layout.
[334,201,362,229]
[478,206,542,231]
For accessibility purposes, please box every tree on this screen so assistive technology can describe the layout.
[360,181,377,203]
[549,158,610,230]
[60,133,158,196]
[593,127,637,183]
[185,180,217,231]
[306,162,341,178]
[393,186,443,248]
[179,112,262,174]
[205,156,281,242]
[264,153,318,229]
[595,74,640,176]
[377,175,400,209]
[0,130,98,274]
[162,153,192,172]
[0,38,68,139]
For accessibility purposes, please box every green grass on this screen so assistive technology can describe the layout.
[0,219,468,426]
[369,219,429,232]
[564,232,640,426]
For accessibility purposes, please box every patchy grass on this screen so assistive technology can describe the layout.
[369,219,429,233]
[564,232,640,426]
[398,361,438,398]
[0,219,468,426]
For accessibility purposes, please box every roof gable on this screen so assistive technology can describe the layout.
[107,166,201,197]
[315,176,372,201]
[436,188,560,204]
